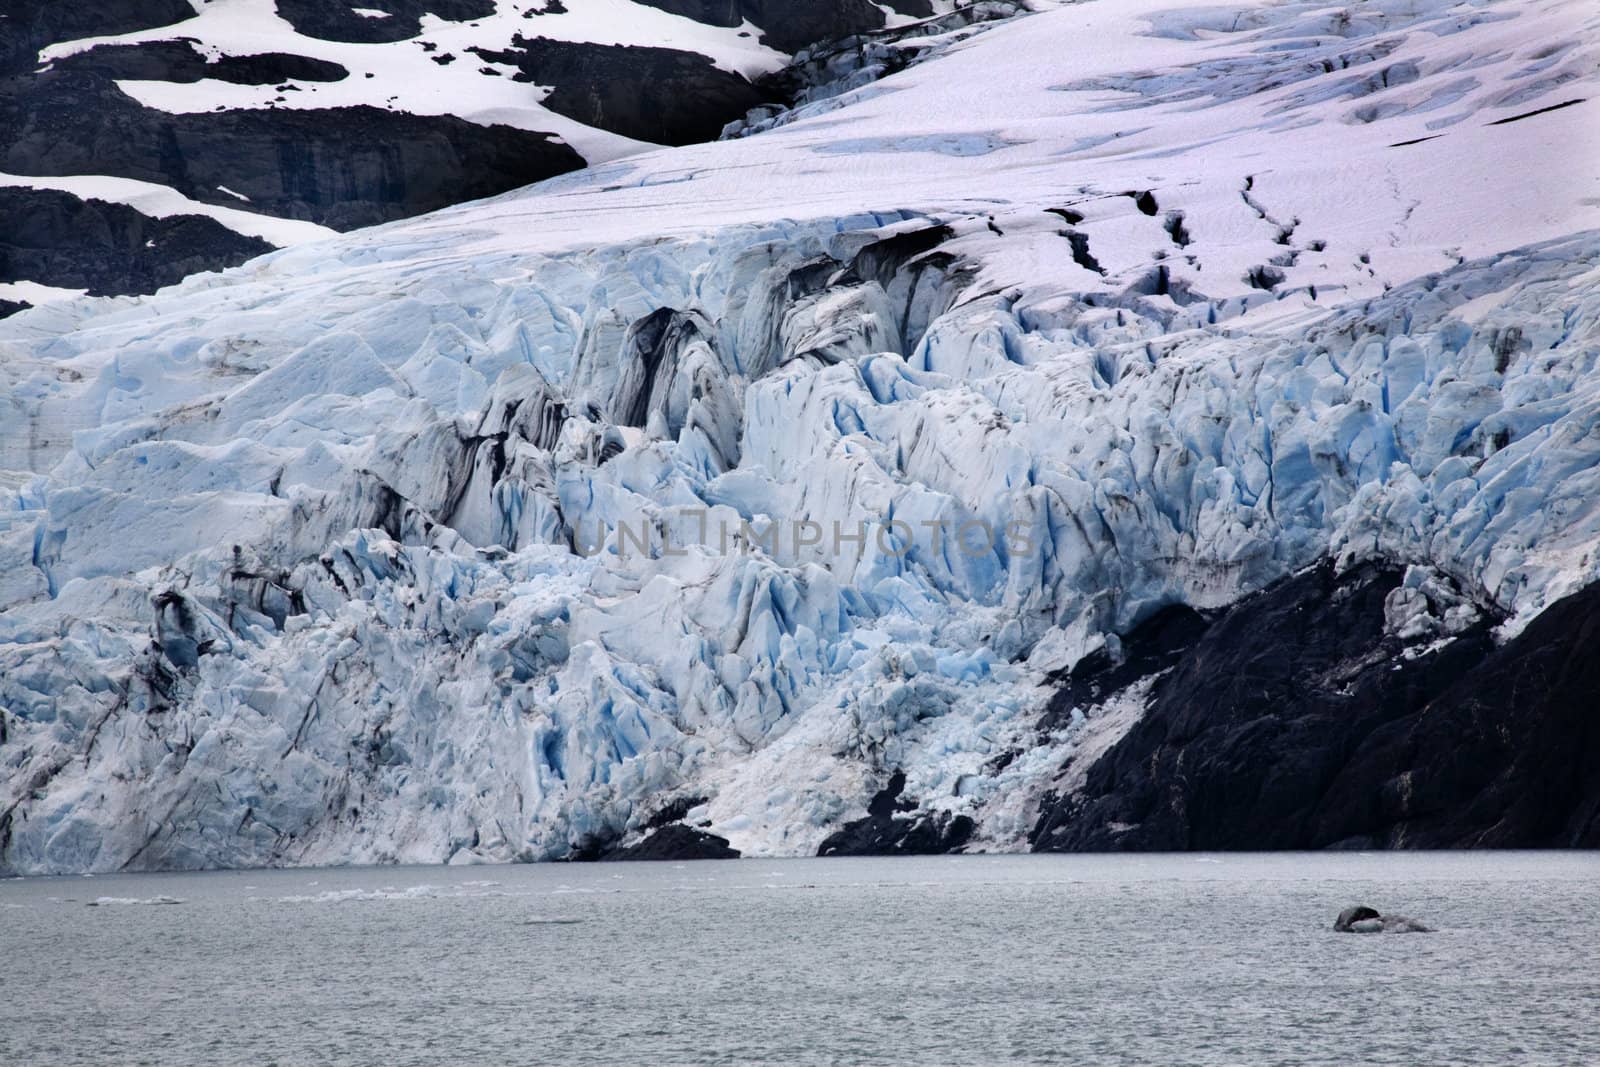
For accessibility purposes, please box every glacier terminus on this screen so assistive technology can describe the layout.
[2,0,1599,873]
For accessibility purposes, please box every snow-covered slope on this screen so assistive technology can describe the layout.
[2,0,1598,871]
[0,0,950,312]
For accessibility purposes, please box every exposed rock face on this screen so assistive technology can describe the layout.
[0,75,586,230]
[0,0,195,77]
[273,0,498,45]
[817,771,976,856]
[1032,564,1600,852]
[604,824,741,861]
[0,0,937,312]
[50,41,351,86]
[470,36,771,145]
[1334,905,1382,931]
[0,187,273,296]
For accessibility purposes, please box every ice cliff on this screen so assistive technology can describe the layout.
[2,0,1598,871]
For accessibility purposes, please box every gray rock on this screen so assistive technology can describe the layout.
[1334,905,1382,932]
[1335,905,1432,933]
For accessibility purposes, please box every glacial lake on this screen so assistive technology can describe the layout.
[2,852,1596,1066]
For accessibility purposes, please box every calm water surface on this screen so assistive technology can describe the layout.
[2,852,1595,1065]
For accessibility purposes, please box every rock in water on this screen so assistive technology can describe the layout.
[1335,905,1431,933]
[1335,905,1382,932]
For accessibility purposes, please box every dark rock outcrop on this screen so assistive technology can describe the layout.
[0,0,195,77]
[273,0,497,45]
[53,40,350,85]
[470,36,771,145]
[1334,905,1381,931]
[0,72,585,229]
[1032,562,1600,851]
[0,186,273,296]
[604,824,740,861]
[817,769,976,856]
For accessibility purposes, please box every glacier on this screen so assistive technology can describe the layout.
[2,0,1599,872]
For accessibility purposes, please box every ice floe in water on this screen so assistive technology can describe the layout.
[84,896,184,907]
[263,883,509,904]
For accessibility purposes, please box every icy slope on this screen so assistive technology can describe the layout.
[1,0,1598,872]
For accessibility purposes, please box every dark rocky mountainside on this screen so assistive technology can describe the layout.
[603,824,741,861]
[0,73,584,231]
[0,186,273,297]
[468,35,767,146]
[0,0,197,78]
[1029,562,1600,852]
[272,0,498,44]
[0,0,941,312]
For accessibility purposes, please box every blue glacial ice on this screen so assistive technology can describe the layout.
[2,0,1599,872]
[2,210,1596,873]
